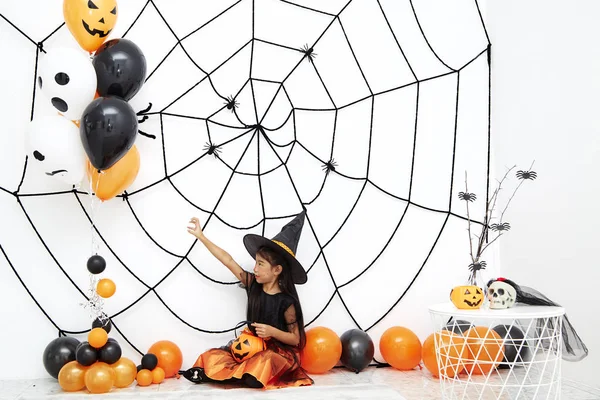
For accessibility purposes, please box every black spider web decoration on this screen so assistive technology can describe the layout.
[0,0,492,365]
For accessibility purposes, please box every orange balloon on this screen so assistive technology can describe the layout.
[88,145,140,201]
[148,341,183,378]
[96,278,116,298]
[152,367,165,384]
[58,361,88,392]
[63,0,118,53]
[84,362,115,394]
[111,357,137,388]
[136,369,153,386]
[380,326,422,371]
[422,331,466,378]
[463,326,504,375]
[300,327,342,374]
[88,328,108,349]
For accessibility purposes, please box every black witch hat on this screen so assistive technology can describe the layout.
[243,211,307,285]
[487,277,588,362]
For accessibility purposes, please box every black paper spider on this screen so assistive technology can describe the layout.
[301,44,316,63]
[321,159,337,175]
[224,96,238,111]
[489,222,511,232]
[516,170,537,180]
[203,142,222,157]
[468,261,487,273]
[458,192,477,202]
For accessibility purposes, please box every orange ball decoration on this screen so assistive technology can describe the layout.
[96,279,116,298]
[136,369,153,386]
[84,362,115,394]
[380,326,422,371]
[147,340,183,378]
[463,326,504,375]
[152,367,165,384]
[88,328,108,349]
[58,361,88,392]
[301,326,342,374]
[111,357,137,388]
[422,330,466,378]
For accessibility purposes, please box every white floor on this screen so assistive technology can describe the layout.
[2,367,599,400]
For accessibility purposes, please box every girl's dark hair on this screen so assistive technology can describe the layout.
[246,246,307,351]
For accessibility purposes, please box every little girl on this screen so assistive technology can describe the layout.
[181,211,313,389]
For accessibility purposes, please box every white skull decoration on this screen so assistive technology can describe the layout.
[487,280,517,309]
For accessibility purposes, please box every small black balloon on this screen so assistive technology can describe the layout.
[93,38,147,101]
[42,336,80,379]
[92,317,112,333]
[98,340,122,365]
[80,97,138,171]
[444,319,473,335]
[76,342,98,367]
[340,329,374,373]
[141,353,158,371]
[137,365,143,372]
[492,325,531,369]
[87,255,106,274]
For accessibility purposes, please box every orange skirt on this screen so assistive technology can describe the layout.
[193,341,313,390]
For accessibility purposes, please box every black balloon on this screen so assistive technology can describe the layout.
[141,353,158,371]
[98,340,122,365]
[87,255,106,274]
[42,336,80,379]
[445,319,473,335]
[492,325,531,369]
[92,316,112,333]
[93,38,147,101]
[137,364,143,372]
[340,329,374,373]
[76,342,98,367]
[80,97,138,171]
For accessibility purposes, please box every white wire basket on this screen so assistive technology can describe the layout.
[429,303,565,400]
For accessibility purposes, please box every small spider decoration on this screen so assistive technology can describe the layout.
[516,170,537,180]
[224,96,238,111]
[300,44,316,63]
[321,159,337,175]
[468,261,487,273]
[458,192,477,202]
[203,142,222,157]
[489,222,511,232]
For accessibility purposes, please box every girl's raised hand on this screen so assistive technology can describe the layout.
[187,217,204,239]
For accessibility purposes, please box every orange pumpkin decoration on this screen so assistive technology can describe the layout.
[230,329,266,363]
[450,285,484,309]
[63,0,118,53]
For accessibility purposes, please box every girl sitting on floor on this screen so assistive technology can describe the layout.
[181,211,313,390]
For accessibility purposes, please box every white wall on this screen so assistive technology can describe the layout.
[1,0,499,381]
[486,0,600,389]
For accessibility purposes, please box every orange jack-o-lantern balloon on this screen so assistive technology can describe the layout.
[63,0,118,53]
[450,285,484,309]
[230,329,266,363]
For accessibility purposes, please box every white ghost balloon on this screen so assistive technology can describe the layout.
[25,116,87,186]
[37,47,97,121]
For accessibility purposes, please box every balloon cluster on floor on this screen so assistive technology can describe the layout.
[300,326,422,374]
[25,0,149,201]
[300,323,529,377]
[43,329,183,394]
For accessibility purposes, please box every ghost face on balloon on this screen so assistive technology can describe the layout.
[37,47,97,121]
[26,116,87,186]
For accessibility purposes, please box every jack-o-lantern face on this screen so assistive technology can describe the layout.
[64,0,118,53]
[230,330,266,363]
[450,285,484,309]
